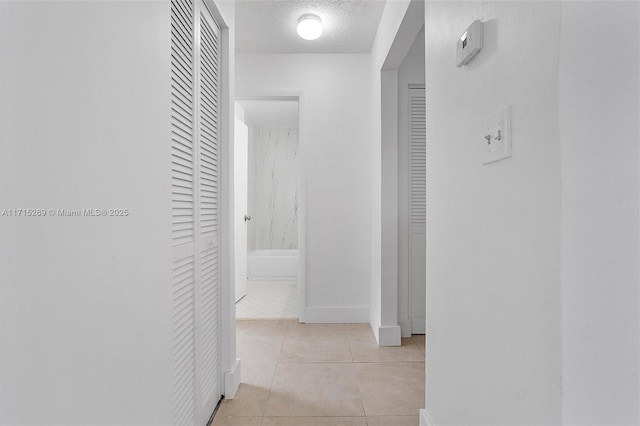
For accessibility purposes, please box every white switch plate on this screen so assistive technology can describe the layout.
[482,106,511,165]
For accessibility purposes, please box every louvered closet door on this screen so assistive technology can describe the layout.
[197,1,222,418]
[408,86,426,334]
[170,0,223,424]
[171,0,197,424]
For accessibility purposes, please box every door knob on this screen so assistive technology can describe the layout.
[244,215,251,222]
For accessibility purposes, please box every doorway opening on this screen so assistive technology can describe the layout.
[397,28,426,337]
[233,98,302,320]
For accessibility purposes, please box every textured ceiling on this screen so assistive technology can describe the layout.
[238,100,299,127]
[235,0,387,53]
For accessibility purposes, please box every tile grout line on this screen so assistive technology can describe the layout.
[347,325,356,363]
[350,326,369,421]
[260,319,291,422]
[411,334,426,356]
[346,325,371,423]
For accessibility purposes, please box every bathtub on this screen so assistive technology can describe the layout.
[247,249,298,280]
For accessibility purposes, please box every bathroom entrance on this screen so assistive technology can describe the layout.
[233,98,302,319]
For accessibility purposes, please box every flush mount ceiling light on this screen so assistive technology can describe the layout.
[297,14,323,40]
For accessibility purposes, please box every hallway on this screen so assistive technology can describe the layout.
[2,1,639,424]
[213,321,425,425]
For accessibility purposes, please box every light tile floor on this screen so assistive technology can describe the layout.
[236,281,298,319]
[213,320,425,426]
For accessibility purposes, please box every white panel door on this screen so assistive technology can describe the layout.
[409,87,426,334]
[234,117,248,302]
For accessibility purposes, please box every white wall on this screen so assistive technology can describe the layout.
[0,2,174,424]
[397,29,425,337]
[369,0,417,344]
[236,54,372,322]
[559,2,640,423]
[0,0,240,422]
[424,1,563,423]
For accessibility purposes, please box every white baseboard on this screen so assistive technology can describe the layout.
[303,307,369,323]
[399,318,412,337]
[224,358,241,399]
[248,275,297,281]
[412,316,426,334]
[369,314,401,346]
[378,324,402,346]
[420,409,430,426]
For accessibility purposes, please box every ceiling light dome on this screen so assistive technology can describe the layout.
[297,14,323,40]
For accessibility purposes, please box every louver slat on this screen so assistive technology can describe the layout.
[409,88,426,226]
[171,0,195,248]
[172,255,195,426]
[171,1,196,425]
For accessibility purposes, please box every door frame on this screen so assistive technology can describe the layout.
[233,93,306,323]
[201,0,241,403]
[379,1,425,345]
[233,116,249,303]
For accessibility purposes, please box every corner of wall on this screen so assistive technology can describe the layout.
[224,359,241,399]
[399,319,412,337]
[420,409,438,426]
[370,310,380,343]
[378,325,402,347]
[370,307,402,346]
[420,409,430,426]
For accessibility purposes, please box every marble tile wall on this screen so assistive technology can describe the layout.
[248,127,299,251]
[247,121,257,253]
